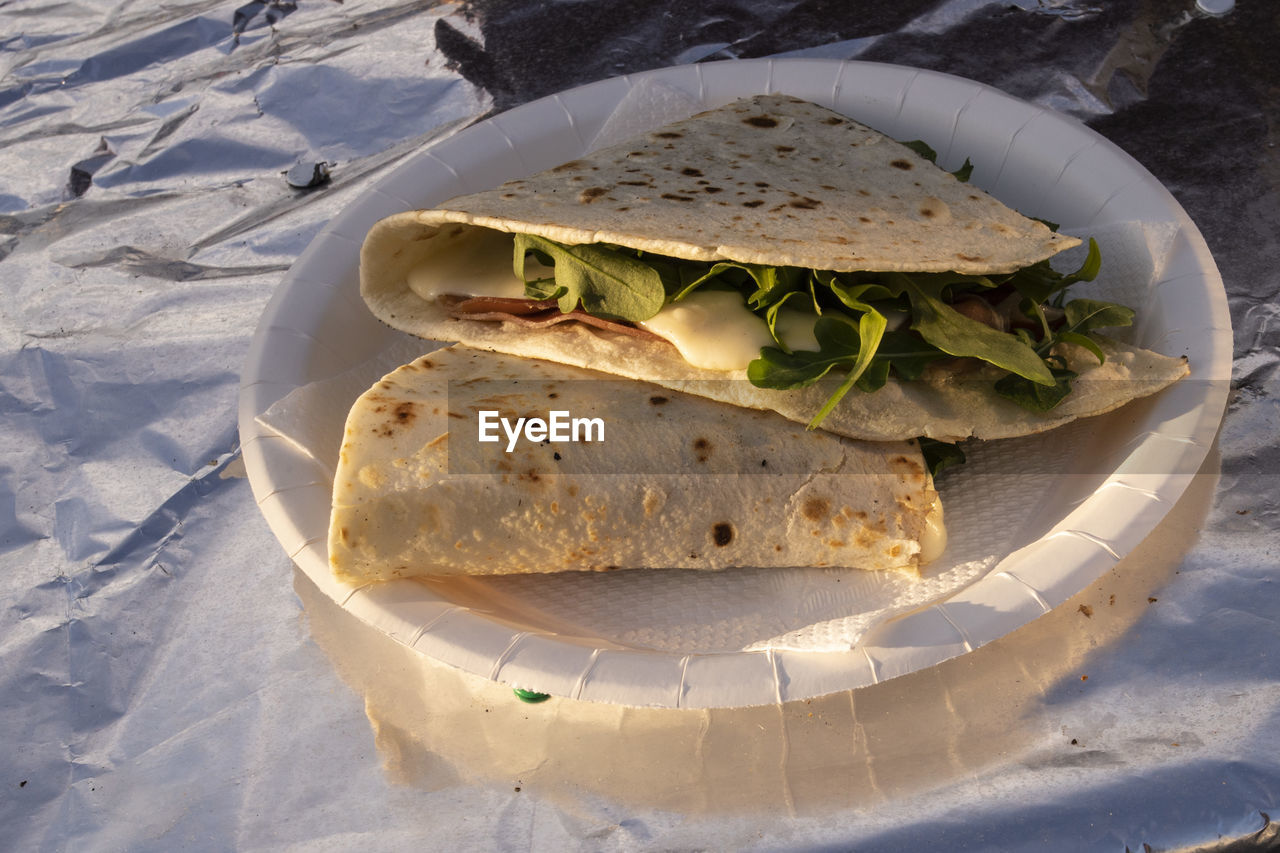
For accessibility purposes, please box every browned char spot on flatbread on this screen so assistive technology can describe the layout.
[889,454,926,485]
[801,497,830,522]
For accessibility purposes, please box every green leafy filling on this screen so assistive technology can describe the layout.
[509,143,1132,427]
[513,233,665,321]
[918,438,966,478]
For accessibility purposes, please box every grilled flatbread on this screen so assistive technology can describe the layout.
[329,345,943,581]
[358,94,1186,441]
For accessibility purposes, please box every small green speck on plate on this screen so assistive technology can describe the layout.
[513,688,551,704]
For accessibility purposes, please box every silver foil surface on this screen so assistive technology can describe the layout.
[4,0,1277,849]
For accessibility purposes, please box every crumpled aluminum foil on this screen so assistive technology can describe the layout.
[4,0,1277,849]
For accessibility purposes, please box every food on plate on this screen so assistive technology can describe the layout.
[358,94,1188,443]
[328,345,945,581]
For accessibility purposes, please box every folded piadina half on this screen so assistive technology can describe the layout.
[330,93,1191,582]
[328,345,944,581]
[359,94,1187,443]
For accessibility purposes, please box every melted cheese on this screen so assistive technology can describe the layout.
[639,297,825,371]
[918,492,947,565]
[638,291,775,371]
[406,231,822,372]
[773,307,819,352]
[407,227,549,301]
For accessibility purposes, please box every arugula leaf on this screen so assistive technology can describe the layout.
[1038,297,1133,365]
[668,261,748,301]
[747,316,864,389]
[513,233,665,322]
[918,438,966,478]
[849,336,938,393]
[523,276,565,301]
[642,254,715,298]
[744,265,809,312]
[762,290,812,349]
[882,270,999,304]
[674,261,812,309]
[821,273,895,313]
[1008,238,1101,307]
[781,275,891,421]
[745,314,889,427]
[890,274,1055,385]
[902,140,974,182]
[988,295,1129,411]
[853,358,892,393]
[747,325,943,421]
[902,139,937,161]
[806,311,888,427]
[870,330,947,380]
[1061,298,1134,335]
[993,357,1077,412]
[1056,330,1105,363]
[1021,296,1053,342]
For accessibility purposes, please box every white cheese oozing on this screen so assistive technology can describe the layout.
[638,291,776,371]
[918,490,947,565]
[408,230,826,372]
[406,227,550,301]
[640,298,825,371]
[773,307,819,352]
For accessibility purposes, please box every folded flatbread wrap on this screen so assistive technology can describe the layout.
[360,94,1187,442]
[329,345,944,581]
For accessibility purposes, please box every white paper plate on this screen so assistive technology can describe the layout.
[239,59,1230,708]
